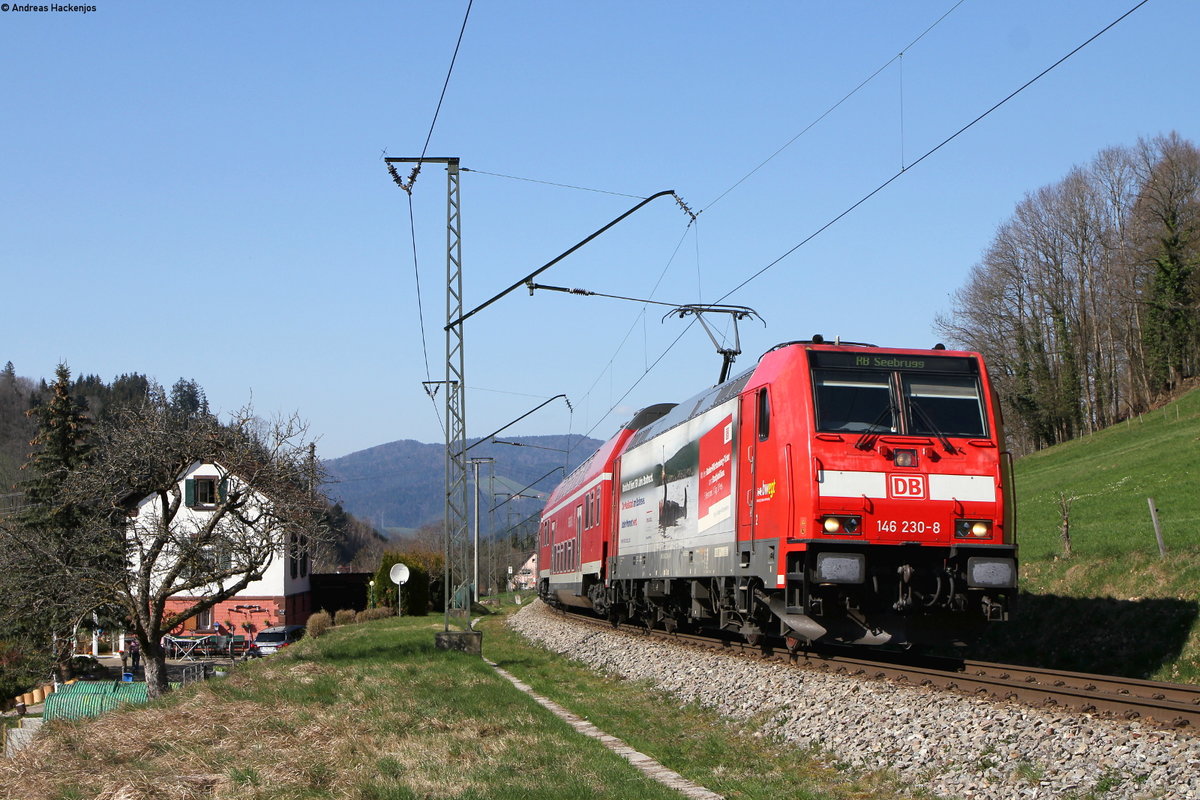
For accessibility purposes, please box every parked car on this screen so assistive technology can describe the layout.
[247,625,305,657]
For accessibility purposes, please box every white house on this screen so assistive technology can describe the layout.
[511,552,537,591]
[130,459,313,640]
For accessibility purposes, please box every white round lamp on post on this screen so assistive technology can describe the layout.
[389,563,410,617]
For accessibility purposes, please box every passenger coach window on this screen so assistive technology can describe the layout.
[813,370,895,433]
[902,375,986,437]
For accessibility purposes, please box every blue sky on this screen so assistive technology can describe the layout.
[2,0,1195,460]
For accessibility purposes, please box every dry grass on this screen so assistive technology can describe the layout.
[0,607,933,800]
[2,674,361,799]
[0,618,694,800]
[3,677,534,799]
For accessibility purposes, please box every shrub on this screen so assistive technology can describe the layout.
[333,609,357,626]
[306,610,333,638]
[358,607,392,622]
[69,654,101,671]
[371,550,439,616]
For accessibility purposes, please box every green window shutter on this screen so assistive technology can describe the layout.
[218,477,229,503]
[185,478,195,507]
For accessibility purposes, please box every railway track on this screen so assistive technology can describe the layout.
[560,608,1200,730]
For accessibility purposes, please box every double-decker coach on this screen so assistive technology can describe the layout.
[540,338,1017,647]
[537,404,675,609]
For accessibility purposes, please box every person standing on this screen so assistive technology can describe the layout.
[128,636,141,672]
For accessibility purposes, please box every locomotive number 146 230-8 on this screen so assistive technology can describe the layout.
[875,519,942,535]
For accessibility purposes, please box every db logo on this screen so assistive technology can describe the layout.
[888,474,927,499]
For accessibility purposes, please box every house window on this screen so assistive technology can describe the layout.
[196,607,213,630]
[290,533,309,579]
[196,479,216,505]
[186,476,221,508]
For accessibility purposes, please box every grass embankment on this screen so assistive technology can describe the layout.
[0,611,914,800]
[971,385,1200,683]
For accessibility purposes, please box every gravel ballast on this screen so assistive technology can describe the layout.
[508,601,1200,800]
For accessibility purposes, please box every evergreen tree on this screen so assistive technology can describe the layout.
[1,364,106,692]
[19,363,93,530]
[104,373,152,418]
[169,377,210,420]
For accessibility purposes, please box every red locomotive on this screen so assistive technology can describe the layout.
[538,338,1017,647]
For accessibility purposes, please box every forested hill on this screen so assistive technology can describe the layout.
[0,363,159,503]
[322,434,604,534]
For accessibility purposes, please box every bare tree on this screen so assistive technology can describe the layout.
[937,134,1200,454]
[1057,492,1074,559]
[40,396,329,698]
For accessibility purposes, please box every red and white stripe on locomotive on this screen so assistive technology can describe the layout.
[538,339,1017,647]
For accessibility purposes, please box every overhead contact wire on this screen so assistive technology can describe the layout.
[584,0,1149,438]
[406,0,474,434]
[420,0,473,159]
[461,168,645,199]
[713,0,1151,304]
[701,0,967,213]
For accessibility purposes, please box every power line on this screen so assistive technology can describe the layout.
[398,0,474,429]
[563,3,967,435]
[420,0,473,160]
[407,197,433,384]
[714,0,1152,305]
[701,0,967,214]
[577,0,1151,439]
[446,190,679,330]
[460,167,646,199]
[571,222,694,433]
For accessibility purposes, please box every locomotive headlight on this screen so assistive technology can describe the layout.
[821,515,861,535]
[955,519,992,538]
[893,448,918,467]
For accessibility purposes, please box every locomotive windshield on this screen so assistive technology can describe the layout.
[811,370,896,433]
[811,353,987,438]
[902,376,986,437]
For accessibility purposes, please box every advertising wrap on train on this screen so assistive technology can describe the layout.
[617,398,738,556]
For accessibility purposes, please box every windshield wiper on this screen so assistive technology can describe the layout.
[908,399,957,454]
[854,404,897,451]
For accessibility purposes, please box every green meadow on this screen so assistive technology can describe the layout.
[971,386,1200,683]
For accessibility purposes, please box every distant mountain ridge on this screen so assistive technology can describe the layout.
[322,434,604,532]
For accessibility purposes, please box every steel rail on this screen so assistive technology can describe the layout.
[553,607,1200,730]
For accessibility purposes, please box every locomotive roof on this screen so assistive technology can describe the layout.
[544,403,677,508]
[625,367,753,451]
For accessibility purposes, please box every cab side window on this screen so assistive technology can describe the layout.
[757,387,770,441]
